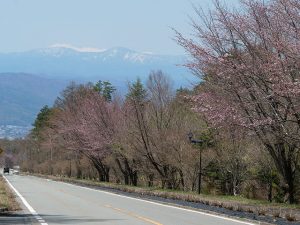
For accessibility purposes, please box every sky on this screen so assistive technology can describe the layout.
[0,0,240,55]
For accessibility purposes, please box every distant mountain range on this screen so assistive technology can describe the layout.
[0,46,196,138]
[0,46,192,87]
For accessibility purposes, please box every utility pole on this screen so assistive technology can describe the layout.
[199,148,202,194]
[188,131,203,194]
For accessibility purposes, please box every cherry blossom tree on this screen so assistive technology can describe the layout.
[53,83,120,182]
[176,0,300,203]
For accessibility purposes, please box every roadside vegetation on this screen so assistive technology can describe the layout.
[0,0,300,222]
[0,176,19,212]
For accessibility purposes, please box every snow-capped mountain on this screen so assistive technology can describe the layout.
[36,45,178,63]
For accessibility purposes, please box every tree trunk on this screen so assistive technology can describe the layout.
[148,174,154,187]
[98,170,105,182]
[179,169,185,190]
[131,171,138,186]
[104,167,110,182]
[115,157,129,184]
[287,176,295,204]
[166,181,173,189]
[68,159,72,178]
[232,176,238,196]
[124,175,129,185]
[266,143,297,204]
[76,161,82,179]
[89,156,110,183]
[268,180,273,202]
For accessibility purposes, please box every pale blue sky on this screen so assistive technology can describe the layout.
[0,0,239,55]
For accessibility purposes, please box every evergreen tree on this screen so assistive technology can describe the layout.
[94,80,116,102]
[126,78,147,103]
[32,105,53,138]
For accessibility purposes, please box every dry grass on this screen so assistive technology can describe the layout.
[0,176,20,212]
[285,212,297,221]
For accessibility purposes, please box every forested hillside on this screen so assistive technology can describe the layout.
[0,73,66,126]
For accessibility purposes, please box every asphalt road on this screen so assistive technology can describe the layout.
[2,174,257,225]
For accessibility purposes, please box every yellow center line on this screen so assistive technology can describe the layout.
[54,186,163,225]
[105,204,163,225]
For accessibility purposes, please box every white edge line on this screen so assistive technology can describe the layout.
[46,177,257,225]
[3,175,48,225]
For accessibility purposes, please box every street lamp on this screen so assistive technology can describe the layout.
[188,131,203,194]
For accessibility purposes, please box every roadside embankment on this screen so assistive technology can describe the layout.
[0,175,20,213]
[23,173,300,224]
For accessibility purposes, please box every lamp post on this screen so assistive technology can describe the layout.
[188,131,203,194]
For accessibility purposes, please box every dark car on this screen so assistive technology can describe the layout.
[3,167,9,174]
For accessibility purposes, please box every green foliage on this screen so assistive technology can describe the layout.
[255,156,281,202]
[257,168,280,187]
[94,80,116,102]
[191,128,214,148]
[205,161,221,180]
[176,86,192,96]
[126,78,147,103]
[32,105,53,138]
[274,187,286,203]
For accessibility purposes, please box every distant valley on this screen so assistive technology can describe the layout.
[0,73,68,138]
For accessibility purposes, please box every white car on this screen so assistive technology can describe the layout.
[12,169,19,175]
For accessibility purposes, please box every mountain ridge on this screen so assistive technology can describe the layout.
[0,46,189,82]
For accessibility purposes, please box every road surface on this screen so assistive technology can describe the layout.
[2,174,257,225]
